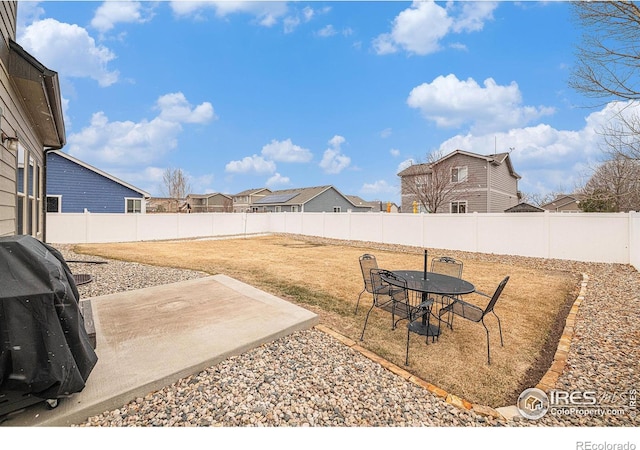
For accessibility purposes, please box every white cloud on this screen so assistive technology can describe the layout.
[169,1,288,27]
[451,1,498,33]
[390,148,400,157]
[320,135,350,174]
[317,25,337,37]
[283,16,300,34]
[155,92,216,123]
[360,180,396,195]
[67,93,217,166]
[19,18,119,87]
[397,159,414,174]
[407,74,555,133]
[436,100,640,195]
[91,1,154,33]
[380,128,392,138]
[372,1,497,56]
[261,139,313,163]
[266,173,291,187]
[283,5,317,33]
[16,2,45,30]
[225,155,276,175]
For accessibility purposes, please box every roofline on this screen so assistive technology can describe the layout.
[49,151,151,198]
[9,39,66,148]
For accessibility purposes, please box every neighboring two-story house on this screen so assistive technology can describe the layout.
[0,2,66,239]
[398,150,521,214]
[185,193,232,213]
[232,188,272,213]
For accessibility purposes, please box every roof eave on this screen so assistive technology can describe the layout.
[8,40,66,149]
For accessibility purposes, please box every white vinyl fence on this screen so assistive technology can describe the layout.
[46,211,640,270]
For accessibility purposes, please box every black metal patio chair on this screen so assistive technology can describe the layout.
[430,256,463,329]
[360,269,410,341]
[438,276,510,365]
[355,254,384,314]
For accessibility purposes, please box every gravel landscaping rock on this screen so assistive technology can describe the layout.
[54,242,639,427]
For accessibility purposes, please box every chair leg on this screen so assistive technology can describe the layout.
[355,289,365,314]
[493,311,504,346]
[405,325,411,366]
[482,319,491,365]
[360,302,376,341]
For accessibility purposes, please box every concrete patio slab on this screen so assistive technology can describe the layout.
[1,274,318,426]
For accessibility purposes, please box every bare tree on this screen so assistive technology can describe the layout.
[401,150,473,213]
[600,108,640,161]
[520,191,564,207]
[161,168,192,200]
[569,1,640,103]
[578,155,640,212]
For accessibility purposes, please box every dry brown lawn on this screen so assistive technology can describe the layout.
[73,234,579,407]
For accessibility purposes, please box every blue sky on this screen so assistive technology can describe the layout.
[15,1,640,203]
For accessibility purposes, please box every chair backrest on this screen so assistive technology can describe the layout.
[482,276,510,317]
[359,254,379,293]
[431,256,463,279]
[373,269,407,304]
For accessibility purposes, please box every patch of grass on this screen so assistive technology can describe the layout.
[73,234,579,407]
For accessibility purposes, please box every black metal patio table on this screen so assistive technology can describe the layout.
[381,270,475,339]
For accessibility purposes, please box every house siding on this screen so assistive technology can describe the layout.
[304,188,359,212]
[488,161,518,212]
[0,1,49,238]
[399,151,519,214]
[46,152,144,213]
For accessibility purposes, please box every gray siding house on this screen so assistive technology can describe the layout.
[252,185,372,213]
[398,150,521,214]
[0,2,66,239]
[232,188,271,213]
[185,193,232,213]
[46,150,149,213]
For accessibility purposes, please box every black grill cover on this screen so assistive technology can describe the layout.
[0,235,97,400]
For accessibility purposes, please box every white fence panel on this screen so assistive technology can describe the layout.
[176,214,215,239]
[136,214,180,241]
[350,213,384,243]
[321,213,350,240]
[424,214,478,252]
[87,214,138,243]
[45,211,640,270]
[476,213,548,258]
[380,213,423,247]
[630,212,639,270]
[547,213,629,263]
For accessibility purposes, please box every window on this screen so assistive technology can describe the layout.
[47,196,61,213]
[291,205,298,212]
[126,198,142,213]
[333,206,341,212]
[275,206,282,212]
[451,201,467,214]
[451,166,468,183]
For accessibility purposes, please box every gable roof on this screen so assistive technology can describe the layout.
[504,202,544,213]
[187,193,231,200]
[233,188,271,197]
[345,195,377,210]
[49,150,150,198]
[398,149,521,179]
[254,185,361,207]
[540,193,586,211]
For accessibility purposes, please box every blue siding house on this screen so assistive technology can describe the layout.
[46,151,150,213]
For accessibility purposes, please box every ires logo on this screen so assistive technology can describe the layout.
[549,390,597,406]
